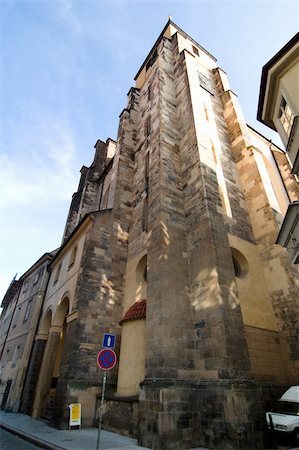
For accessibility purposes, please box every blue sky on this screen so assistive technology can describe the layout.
[0,0,298,300]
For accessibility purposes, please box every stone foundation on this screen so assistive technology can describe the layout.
[139,379,266,450]
[102,396,139,437]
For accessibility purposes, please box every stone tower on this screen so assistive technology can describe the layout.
[112,20,299,449]
[24,20,298,450]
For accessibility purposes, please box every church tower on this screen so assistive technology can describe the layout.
[112,20,299,449]
[24,20,299,450]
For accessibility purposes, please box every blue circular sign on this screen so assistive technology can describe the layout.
[97,349,117,371]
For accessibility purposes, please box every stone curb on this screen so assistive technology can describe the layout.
[0,422,66,450]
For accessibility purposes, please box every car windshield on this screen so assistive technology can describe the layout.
[272,401,299,415]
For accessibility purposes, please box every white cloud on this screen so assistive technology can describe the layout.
[0,112,80,301]
[0,115,79,209]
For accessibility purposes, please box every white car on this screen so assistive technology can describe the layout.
[266,386,299,442]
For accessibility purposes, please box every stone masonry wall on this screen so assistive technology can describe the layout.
[214,67,299,383]
[175,37,252,382]
[139,33,265,450]
[52,89,139,428]
[62,140,109,243]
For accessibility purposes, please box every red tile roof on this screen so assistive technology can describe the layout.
[120,299,146,325]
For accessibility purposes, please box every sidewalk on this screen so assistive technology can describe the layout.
[0,411,209,450]
[0,411,150,450]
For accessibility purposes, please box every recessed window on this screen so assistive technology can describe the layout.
[12,306,21,328]
[33,272,39,285]
[68,246,77,270]
[192,45,199,56]
[136,255,148,283]
[230,248,249,278]
[145,116,151,136]
[53,263,62,285]
[278,96,294,136]
[23,299,32,322]
[23,280,29,292]
[232,256,242,278]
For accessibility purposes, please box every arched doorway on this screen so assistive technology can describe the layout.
[32,297,69,420]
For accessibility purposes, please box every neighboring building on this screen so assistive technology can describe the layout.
[257,33,299,263]
[276,201,299,263]
[257,32,299,175]
[0,253,54,412]
[1,20,299,450]
[0,277,20,410]
[28,138,118,423]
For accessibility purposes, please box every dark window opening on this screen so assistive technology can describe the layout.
[145,116,151,136]
[142,197,148,232]
[192,45,199,56]
[232,256,242,278]
[51,377,58,389]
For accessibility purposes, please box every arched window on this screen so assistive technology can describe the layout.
[136,255,147,283]
[230,248,249,278]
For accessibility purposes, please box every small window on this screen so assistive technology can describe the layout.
[53,263,62,285]
[145,116,151,136]
[192,45,199,56]
[23,280,29,292]
[278,96,294,136]
[232,257,242,278]
[23,299,32,323]
[68,246,77,270]
[33,272,39,285]
[136,255,148,283]
[230,248,249,278]
[12,307,21,328]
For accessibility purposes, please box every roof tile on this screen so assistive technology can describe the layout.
[120,299,146,325]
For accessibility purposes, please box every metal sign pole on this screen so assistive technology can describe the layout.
[96,370,107,450]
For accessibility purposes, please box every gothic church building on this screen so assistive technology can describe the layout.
[1,20,299,450]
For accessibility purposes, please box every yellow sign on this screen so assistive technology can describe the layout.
[69,403,81,427]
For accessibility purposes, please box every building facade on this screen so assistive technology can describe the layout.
[0,253,54,413]
[257,33,299,264]
[1,20,299,450]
